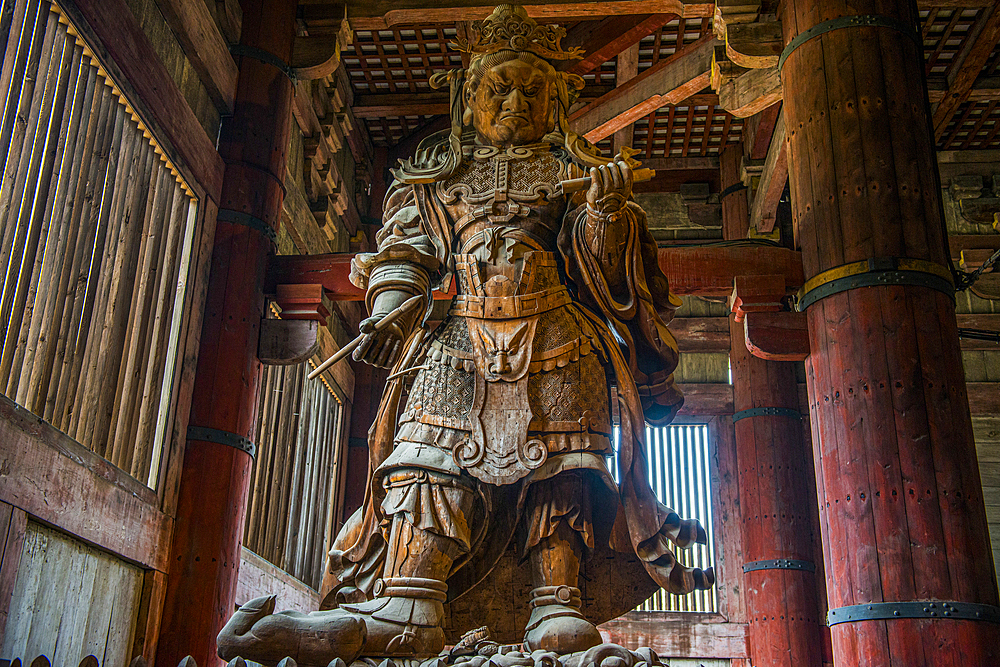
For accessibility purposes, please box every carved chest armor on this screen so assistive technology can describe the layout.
[396,143,612,487]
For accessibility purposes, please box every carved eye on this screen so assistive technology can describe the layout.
[523,86,539,97]
[493,84,510,95]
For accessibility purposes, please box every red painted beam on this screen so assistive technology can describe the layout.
[266,245,805,300]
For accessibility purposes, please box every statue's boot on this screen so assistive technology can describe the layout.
[522,585,602,654]
[335,504,463,657]
[522,520,603,654]
[218,514,458,663]
[336,575,448,656]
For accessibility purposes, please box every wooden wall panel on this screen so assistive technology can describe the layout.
[974,417,1000,596]
[0,503,27,648]
[236,547,321,613]
[1,522,143,664]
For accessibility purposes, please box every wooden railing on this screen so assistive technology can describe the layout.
[244,360,345,589]
[0,0,197,489]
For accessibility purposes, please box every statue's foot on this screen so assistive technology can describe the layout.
[522,586,602,655]
[337,577,447,657]
[217,595,367,667]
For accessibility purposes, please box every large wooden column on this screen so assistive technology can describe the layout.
[779,1,1000,664]
[156,0,296,662]
[721,145,824,667]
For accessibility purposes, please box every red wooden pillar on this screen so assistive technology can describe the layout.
[721,144,825,666]
[779,1,1000,664]
[156,0,296,662]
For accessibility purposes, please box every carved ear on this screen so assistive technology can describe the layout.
[564,72,585,92]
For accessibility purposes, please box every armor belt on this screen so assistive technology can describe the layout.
[450,286,571,319]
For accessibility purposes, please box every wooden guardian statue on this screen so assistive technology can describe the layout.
[219,5,714,664]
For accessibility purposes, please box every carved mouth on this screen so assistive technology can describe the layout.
[497,114,528,125]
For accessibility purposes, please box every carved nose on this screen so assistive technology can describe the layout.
[503,90,526,112]
[490,350,511,374]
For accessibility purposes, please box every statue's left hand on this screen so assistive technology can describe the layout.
[586,160,633,216]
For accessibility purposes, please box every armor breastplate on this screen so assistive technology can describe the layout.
[436,144,578,257]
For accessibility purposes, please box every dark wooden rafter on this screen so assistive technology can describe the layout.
[568,33,717,141]
[933,5,1000,139]
[329,0,714,30]
[265,244,804,300]
[560,14,676,75]
[613,42,640,153]
[152,0,238,115]
[748,111,786,234]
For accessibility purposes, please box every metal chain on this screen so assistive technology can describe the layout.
[954,247,1000,291]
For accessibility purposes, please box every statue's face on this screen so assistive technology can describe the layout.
[469,59,555,147]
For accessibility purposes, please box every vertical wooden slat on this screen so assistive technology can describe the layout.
[302,386,328,584]
[110,165,170,470]
[0,7,59,375]
[57,103,126,431]
[0,0,43,207]
[133,183,187,480]
[250,363,276,554]
[283,374,312,574]
[10,37,81,401]
[69,127,144,448]
[21,49,93,413]
[0,0,35,174]
[294,379,320,580]
[47,81,116,425]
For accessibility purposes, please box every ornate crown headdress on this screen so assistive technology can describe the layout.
[452,4,584,61]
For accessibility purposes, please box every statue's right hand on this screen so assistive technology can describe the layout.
[352,316,407,368]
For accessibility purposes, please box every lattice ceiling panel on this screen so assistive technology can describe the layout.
[938,100,1000,150]
[637,15,713,72]
[346,26,463,94]
[920,7,988,78]
[339,9,996,151]
[632,101,742,158]
[366,114,440,146]
[984,43,999,78]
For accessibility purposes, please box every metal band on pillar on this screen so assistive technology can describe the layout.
[796,257,955,312]
[827,601,1000,626]
[216,208,278,245]
[778,15,922,71]
[720,182,747,199]
[733,407,802,422]
[743,559,816,573]
[187,425,257,458]
[229,44,296,82]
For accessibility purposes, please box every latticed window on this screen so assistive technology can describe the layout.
[0,0,198,489]
[613,423,718,613]
[244,360,346,589]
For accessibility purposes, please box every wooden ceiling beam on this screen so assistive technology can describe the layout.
[326,0,713,31]
[933,5,1000,139]
[153,0,238,115]
[265,243,804,300]
[561,14,676,75]
[613,42,640,153]
[301,0,993,31]
[568,34,717,142]
[351,88,619,118]
[748,111,786,235]
[927,76,1000,103]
